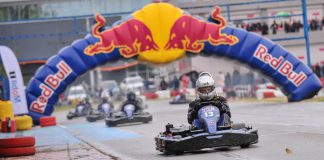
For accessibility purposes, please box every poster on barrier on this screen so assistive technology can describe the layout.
[0,46,28,115]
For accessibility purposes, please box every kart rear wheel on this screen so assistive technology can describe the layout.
[240,143,251,148]
[106,121,116,127]
[232,123,246,130]
[163,150,183,155]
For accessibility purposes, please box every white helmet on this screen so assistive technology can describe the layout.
[196,72,217,100]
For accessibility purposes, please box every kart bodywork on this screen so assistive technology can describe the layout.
[155,105,258,154]
[86,102,114,122]
[105,104,152,127]
[67,104,92,120]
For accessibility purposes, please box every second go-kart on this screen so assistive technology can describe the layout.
[105,103,152,127]
[155,104,258,155]
[86,102,114,122]
[169,93,190,105]
[67,103,92,120]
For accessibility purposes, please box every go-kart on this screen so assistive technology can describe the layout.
[86,102,114,122]
[67,104,92,120]
[105,103,152,127]
[169,94,191,104]
[169,98,191,104]
[155,104,258,155]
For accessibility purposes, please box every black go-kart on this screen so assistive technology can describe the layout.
[169,98,191,105]
[67,103,92,120]
[86,102,114,122]
[155,104,258,155]
[105,103,152,127]
[169,94,191,104]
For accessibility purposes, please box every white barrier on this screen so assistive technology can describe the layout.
[156,90,171,99]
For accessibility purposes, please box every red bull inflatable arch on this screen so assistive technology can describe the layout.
[26,3,322,124]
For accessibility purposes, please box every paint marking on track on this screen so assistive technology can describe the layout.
[220,152,264,160]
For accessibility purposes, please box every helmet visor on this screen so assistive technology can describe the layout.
[198,86,214,94]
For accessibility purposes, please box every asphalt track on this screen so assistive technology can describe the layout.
[55,99,324,160]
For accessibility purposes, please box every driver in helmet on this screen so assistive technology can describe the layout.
[187,72,232,129]
[120,91,143,113]
[76,97,92,114]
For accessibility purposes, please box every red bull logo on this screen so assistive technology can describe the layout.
[84,3,238,63]
[165,6,238,53]
[84,14,159,58]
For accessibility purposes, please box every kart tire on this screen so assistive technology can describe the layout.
[0,136,35,148]
[232,123,246,130]
[86,116,97,122]
[240,143,251,148]
[106,121,116,127]
[15,115,33,131]
[39,116,56,127]
[67,115,73,120]
[0,146,36,157]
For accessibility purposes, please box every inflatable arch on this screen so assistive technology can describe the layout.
[26,3,322,123]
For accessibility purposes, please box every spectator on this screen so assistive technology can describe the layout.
[321,63,324,78]
[284,21,290,33]
[270,20,278,34]
[172,76,180,91]
[225,72,231,89]
[261,22,269,35]
[160,77,168,90]
[313,63,321,78]
[233,67,241,85]
[181,75,189,94]
[297,20,302,32]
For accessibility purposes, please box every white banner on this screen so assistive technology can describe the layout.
[0,46,28,115]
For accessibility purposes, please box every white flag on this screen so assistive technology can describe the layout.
[0,46,28,115]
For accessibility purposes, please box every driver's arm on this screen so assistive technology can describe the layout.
[214,96,231,118]
[187,101,198,124]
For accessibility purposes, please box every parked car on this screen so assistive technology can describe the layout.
[67,85,88,105]
[120,76,145,94]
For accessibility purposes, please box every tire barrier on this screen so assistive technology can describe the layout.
[15,115,33,131]
[0,101,13,121]
[0,136,36,157]
[25,2,322,124]
[39,116,57,127]
[0,137,35,148]
[0,146,36,157]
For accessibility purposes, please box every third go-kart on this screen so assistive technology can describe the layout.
[169,98,191,105]
[169,93,190,104]
[105,103,152,127]
[86,102,114,122]
[67,103,92,120]
[155,104,258,154]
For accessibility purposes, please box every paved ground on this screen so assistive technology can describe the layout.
[2,99,324,160]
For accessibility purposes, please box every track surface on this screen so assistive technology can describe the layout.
[55,99,324,160]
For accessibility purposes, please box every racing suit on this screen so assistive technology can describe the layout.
[187,96,232,127]
[120,98,144,113]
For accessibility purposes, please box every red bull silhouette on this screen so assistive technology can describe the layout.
[165,6,238,53]
[84,14,159,58]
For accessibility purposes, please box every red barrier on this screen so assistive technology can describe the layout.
[144,92,158,99]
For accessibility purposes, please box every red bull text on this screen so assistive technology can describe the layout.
[30,61,72,113]
[254,44,307,87]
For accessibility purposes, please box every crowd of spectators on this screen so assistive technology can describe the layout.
[312,63,324,79]
[236,17,324,35]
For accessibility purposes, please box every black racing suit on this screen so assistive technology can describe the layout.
[187,96,232,126]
